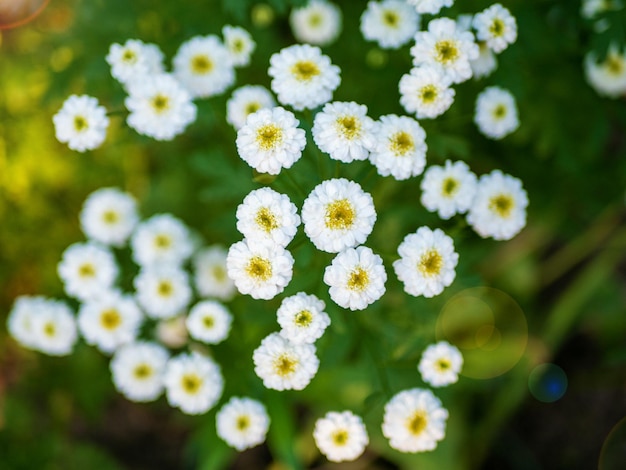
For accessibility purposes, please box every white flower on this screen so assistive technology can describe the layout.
[186,300,233,344]
[164,352,224,415]
[106,39,165,85]
[360,0,420,49]
[7,296,49,350]
[474,86,519,139]
[268,44,341,111]
[173,35,235,98]
[52,95,109,152]
[110,341,169,402]
[290,0,342,46]
[312,101,377,163]
[302,178,377,253]
[370,114,427,180]
[236,187,301,247]
[313,411,369,462]
[473,4,517,54]
[216,397,270,451]
[222,25,256,67]
[277,292,330,344]
[324,246,387,311]
[29,299,78,356]
[585,45,626,98]
[420,160,477,219]
[581,0,623,18]
[467,170,528,240]
[418,341,463,387]
[79,187,139,247]
[130,214,194,267]
[193,246,237,301]
[226,85,276,130]
[399,66,455,119]
[411,17,479,84]
[382,388,449,453]
[57,242,118,302]
[393,227,458,298]
[406,0,453,15]
[471,42,498,79]
[236,106,307,175]
[226,239,294,300]
[125,74,197,141]
[134,265,192,319]
[78,292,143,354]
[253,332,319,391]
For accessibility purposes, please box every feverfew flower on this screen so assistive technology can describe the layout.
[80,188,139,247]
[110,341,169,402]
[253,332,319,391]
[125,74,197,141]
[312,101,377,163]
[360,0,419,49]
[471,42,498,79]
[193,246,236,301]
[370,114,427,180]
[268,44,341,111]
[313,411,369,462]
[474,86,519,139]
[164,352,224,415]
[7,296,47,350]
[290,0,342,46]
[420,160,477,220]
[222,25,256,67]
[411,17,479,84]
[29,299,78,356]
[236,188,301,247]
[173,35,235,98]
[277,292,330,344]
[399,66,455,119]
[186,300,233,344]
[393,227,458,298]
[226,85,276,130]
[585,46,626,98]
[226,239,294,300]
[324,246,387,311]
[473,4,518,54]
[418,341,463,387]
[236,107,306,175]
[216,397,270,451]
[382,388,449,453]
[52,95,109,152]
[406,0,453,15]
[131,214,194,267]
[467,170,528,240]
[134,265,192,319]
[302,178,377,253]
[106,39,165,85]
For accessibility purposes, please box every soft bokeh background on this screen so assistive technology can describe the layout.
[1,0,625,468]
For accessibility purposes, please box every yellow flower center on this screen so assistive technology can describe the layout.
[406,410,428,436]
[442,177,459,197]
[291,60,320,81]
[336,115,361,140]
[390,131,414,156]
[78,263,96,278]
[492,104,507,119]
[308,12,323,27]
[154,234,172,249]
[245,256,273,281]
[73,115,88,131]
[157,280,173,297]
[274,353,297,377]
[181,373,203,394]
[489,18,505,37]
[256,124,283,151]
[605,53,624,75]
[212,265,227,282]
[347,267,369,292]
[202,315,214,328]
[133,363,153,379]
[151,94,170,114]
[418,250,443,277]
[255,207,279,233]
[331,429,349,446]
[236,415,251,431]
[294,310,313,327]
[420,85,438,104]
[436,358,451,372]
[231,39,245,53]
[435,40,459,64]
[102,210,119,224]
[489,194,514,218]
[191,54,213,74]
[121,49,137,64]
[324,199,355,230]
[100,309,122,331]
[43,322,56,337]
[383,10,399,28]
[245,102,261,116]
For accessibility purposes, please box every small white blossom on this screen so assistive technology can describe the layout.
[106,39,165,85]
[474,86,520,140]
[29,299,78,356]
[130,214,194,268]
[134,265,192,319]
[313,411,369,462]
[277,292,330,344]
[193,246,236,301]
[7,296,47,350]
[216,397,270,451]
[52,95,109,152]
[399,66,455,119]
[110,341,169,402]
[226,85,276,130]
[473,4,517,54]
[418,341,463,387]
[406,0,453,15]
[186,300,233,345]
[581,0,623,19]
[420,160,477,220]
[290,0,342,46]
[223,25,256,67]
[585,45,626,98]
[471,42,498,79]
[360,0,420,49]
[80,188,139,247]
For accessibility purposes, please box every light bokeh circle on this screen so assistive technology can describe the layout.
[0,0,49,30]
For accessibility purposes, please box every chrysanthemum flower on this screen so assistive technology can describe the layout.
[29,299,78,356]
[474,86,519,140]
[418,341,463,387]
[313,411,369,462]
[226,85,276,130]
[277,292,330,344]
[52,95,109,152]
[360,0,419,49]
[110,341,169,402]
[216,397,270,451]
[80,188,139,247]
[399,66,455,119]
[473,4,517,54]
[584,45,626,98]
[130,214,194,268]
[290,0,342,46]
[106,39,165,85]
[420,160,477,220]
[134,265,192,319]
[193,246,236,301]
[7,296,48,350]
[222,25,256,67]
[185,300,233,345]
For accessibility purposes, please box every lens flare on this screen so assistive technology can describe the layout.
[599,417,626,470]
[0,0,49,29]
[528,363,567,403]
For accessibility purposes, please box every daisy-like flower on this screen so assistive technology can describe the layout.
[110,341,169,402]
[585,45,626,98]
[471,42,498,79]
[406,0,453,15]
[393,227,458,298]
[277,292,330,344]
[226,85,276,130]
[223,25,256,67]
[125,74,197,141]
[216,397,270,451]
[411,17,479,84]
[80,188,139,247]
[360,0,420,49]
[78,292,143,354]
[193,246,236,301]
[473,4,517,54]
[324,246,387,311]
[290,0,342,46]
[130,214,194,267]
[370,114,427,181]
[382,388,449,453]
[302,178,377,253]
[418,341,463,387]
[52,95,109,152]
[420,160,477,220]
[226,239,294,300]
[312,101,377,163]
[236,107,307,175]
[313,411,369,462]
[236,187,301,247]
[466,170,528,240]
[253,332,320,391]
[7,296,49,350]
[106,39,165,85]
[134,265,192,319]
[186,300,233,344]
[399,66,455,119]
[58,242,118,302]
[268,44,341,111]
[29,299,78,356]
[164,352,224,415]
[474,86,519,140]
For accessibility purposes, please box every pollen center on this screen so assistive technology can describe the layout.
[73,115,88,131]
[274,353,297,377]
[390,131,415,156]
[154,234,172,249]
[43,322,56,337]
[133,363,153,379]
[231,39,244,53]
[436,358,451,372]
[606,54,624,75]
[490,18,505,37]
[291,60,320,81]
[435,40,459,64]
[442,177,459,197]
[332,429,349,446]
[181,373,203,394]
[191,54,213,74]
[492,104,507,119]
[245,102,261,115]
[102,210,119,224]
[489,194,514,218]
[151,94,170,114]
[294,310,313,327]
[383,10,399,27]
[212,265,227,282]
[255,207,279,233]
[407,410,428,436]
[246,256,273,281]
[347,267,370,292]
[236,415,251,431]
[336,115,361,140]
[157,280,174,297]
[203,315,215,328]
[308,13,323,27]
[121,49,137,63]
[100,309,122,330]
[420,85,438,104]
[256,124,283,151]
[78,263,96,278]
[418,250,443,277]
[325,199,355,230]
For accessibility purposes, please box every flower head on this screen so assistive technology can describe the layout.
[473,4,517,54]
[216,397,270,450]
[28,299,78,356]
[420,160,477,219]
[80,188,139,247]
[106,39,164,85]
[110,341,169,402]
[406,0,453,15]
[360,0,420,49]
[399,66,455,119]
[222,25,256,67]
[193,246,236,301]
[290,0,342,46]
[134,265,192,319]
[52,95,109,152]
[418,341,463,387]
[474,86,519,139]
[585,45,626,98]
[131,214,194,267]
[277,292,330,344]
[186,300,233,345]
[226,85,276,130]
[313,411,369,462]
